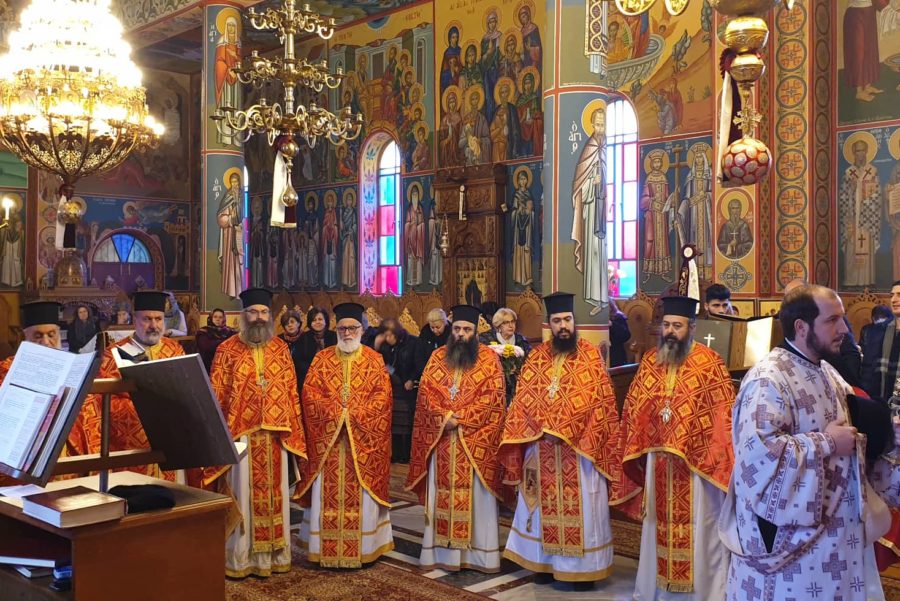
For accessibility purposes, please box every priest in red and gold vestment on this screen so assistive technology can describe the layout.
[405,304,508,573]
[0,302,64,485]
[0,301,63,382]
[299,302,394,567]
[208,287,307,578]
[70,291,185,480]
[618,295,734,599]
[501,292,623,589]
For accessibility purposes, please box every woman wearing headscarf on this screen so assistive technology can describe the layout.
[195,308,235,372]
[68,304,99,353]
[164,293,187,337]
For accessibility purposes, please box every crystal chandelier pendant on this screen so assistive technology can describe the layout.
[0,0,163,198]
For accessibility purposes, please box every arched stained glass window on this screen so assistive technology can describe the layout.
[374,141,402,295]
[605,99,639,298]
[95,234,151,263]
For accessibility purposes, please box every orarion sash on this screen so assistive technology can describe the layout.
[527,438,583,558]
[319,432,363,568]
[655,453,693,592]
[433,430,475,549]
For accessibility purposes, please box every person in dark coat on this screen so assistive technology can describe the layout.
[285,307,337,392]
[419,308,451,359]
[374,318,424,463]
[67,304,99,353]
[608,298,631,367]
[196,308,235,372]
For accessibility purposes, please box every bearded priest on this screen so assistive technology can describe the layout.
[405,304,508,573]
[70,291,185,479]
[299,302,395,567]
[618,295,735,599]
[208,287,308,578]
[501,292,624,589]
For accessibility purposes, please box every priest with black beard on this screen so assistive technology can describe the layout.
[502,292,624,588]
[406,304,508,573]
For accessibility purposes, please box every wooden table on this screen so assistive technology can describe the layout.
[0,472,230,601]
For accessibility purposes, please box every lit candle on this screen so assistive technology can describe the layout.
[458,185,465,221]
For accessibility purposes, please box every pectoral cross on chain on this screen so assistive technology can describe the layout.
[257,375,269,392]
[660,406,673,423]
[547,377,560,400]
[449,383,460,401]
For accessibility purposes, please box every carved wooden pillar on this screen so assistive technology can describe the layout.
[433,164,507,310]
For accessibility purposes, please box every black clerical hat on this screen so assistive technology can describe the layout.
[661,296,699,318]
[21,301,61,328]
[239,288,273,309]
[450,305,481,326]
[543,292,575,316]
[333,302,365,323]
[132,291,168,313]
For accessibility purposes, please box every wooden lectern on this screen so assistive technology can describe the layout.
[0,354,237,600]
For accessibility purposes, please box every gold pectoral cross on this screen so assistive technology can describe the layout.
[547,353,567,400]
[257,375,269,391]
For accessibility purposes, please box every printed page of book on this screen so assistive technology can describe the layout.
[0,386,54,469]
[2,342,76,395]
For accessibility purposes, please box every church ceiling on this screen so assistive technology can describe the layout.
[130,0,425,73]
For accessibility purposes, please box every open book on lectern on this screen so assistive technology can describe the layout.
[116,353,239,471]
[0,342,100,486]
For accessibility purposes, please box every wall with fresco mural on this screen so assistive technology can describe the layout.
[242,0,545,301]
[24,63,200,297]
[0,152,27,291]
[834,0,900,294]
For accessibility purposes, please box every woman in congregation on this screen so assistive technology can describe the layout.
[478,306,531,405]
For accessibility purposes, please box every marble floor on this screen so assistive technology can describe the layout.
[290,465,639,600]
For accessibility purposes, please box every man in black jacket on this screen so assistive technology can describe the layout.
[861,281,900,402]
[374,318,425,463]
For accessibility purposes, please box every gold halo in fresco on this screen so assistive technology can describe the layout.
[842,131,878,165]
[581,97,608,136]
[643,148,670,174]
[512,165,533,188]
[494,76,518,104]
[441,85,463,112]
[718,188,752,221]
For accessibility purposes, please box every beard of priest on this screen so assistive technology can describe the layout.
[206,287,307,579]
[404,306,509,574]
[617,295,735,599]
[67,292,187,480]
[501,292,625,588]
[299,302,395,568]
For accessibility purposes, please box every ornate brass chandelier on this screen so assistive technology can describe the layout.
[212,0,363,222]
[0,0,163,201]
[587,0,796,187]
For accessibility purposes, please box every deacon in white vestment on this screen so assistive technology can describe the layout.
[721,285,900,601]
